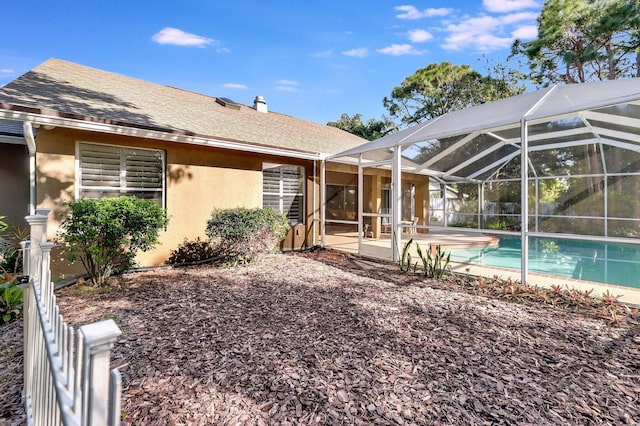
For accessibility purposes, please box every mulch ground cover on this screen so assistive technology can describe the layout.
[1,248,639,425]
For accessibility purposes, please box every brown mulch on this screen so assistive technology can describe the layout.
[2,248,640,425]
[0,319,23,426]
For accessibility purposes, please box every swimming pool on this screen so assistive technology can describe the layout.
[448,235,640,289]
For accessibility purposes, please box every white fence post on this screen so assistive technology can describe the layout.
[22,211,123,426]
[23,212,48,415]
[79,320,122,426]
[25,213,47,281]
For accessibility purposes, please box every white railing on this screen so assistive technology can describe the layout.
[21,209,122,426]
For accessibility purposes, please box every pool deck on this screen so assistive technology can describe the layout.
[324,230,640,306]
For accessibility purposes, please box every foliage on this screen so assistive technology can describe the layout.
[399,238,413,272]
[383,61,525,127]
[448,220,479,229]
[0,216,7,234]
[0,275,23,324]
[454,274,639,325]
[0,249,20,276]
[0,216,29,275]
[399,239,451,278]
[484,217,521,232]
[513,0,640,85]
[206,207,290,266]
[536,189,640,237]
[415,243,451,278]
[167,238,216,265]
[58,197,168,287]
[327,113,397,141]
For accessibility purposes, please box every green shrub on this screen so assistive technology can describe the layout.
[448,220,478,229]
[58,197,168,286]
[0,275,23,324]
[206,207,289,265]
[0,216,28,275]
[167,237,216,265]
[0,249,19,275]
[484,217,521,231]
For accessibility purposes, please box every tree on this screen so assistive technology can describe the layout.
[513,0,640,195]
[513,0,640,85]
[327,113,396,141]
[383,61,525,128]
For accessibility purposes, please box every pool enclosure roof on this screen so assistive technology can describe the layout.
[331,78,640,182]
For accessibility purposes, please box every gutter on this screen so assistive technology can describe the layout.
[1,108,324,161]
[22,121,36,215]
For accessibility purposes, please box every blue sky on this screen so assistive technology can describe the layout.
[1,0,541,125]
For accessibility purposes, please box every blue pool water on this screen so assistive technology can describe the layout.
[448,236,640,289]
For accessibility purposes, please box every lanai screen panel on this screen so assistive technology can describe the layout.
[330,79,640,241]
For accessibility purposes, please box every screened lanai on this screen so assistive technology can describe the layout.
[326,78,640,293]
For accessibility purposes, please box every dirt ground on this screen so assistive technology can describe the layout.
[2,248,640,425]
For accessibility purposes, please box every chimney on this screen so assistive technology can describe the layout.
[253,95,268,113]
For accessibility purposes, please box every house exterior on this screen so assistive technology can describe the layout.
[0,58,376,278]
[0,120,29,228]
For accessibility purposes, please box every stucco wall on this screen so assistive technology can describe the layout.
[0,142,29,228]
[34,127,317,279]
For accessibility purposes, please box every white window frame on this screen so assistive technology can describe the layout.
[75,141,166,206]
[262,163,305,225]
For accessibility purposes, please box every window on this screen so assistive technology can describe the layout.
[77,142,165,204]
[326,184,357,221]
[263,163,304,225]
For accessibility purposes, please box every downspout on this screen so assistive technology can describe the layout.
[23,121,36,215]
[312,160,317,246]
[320,159,326,248]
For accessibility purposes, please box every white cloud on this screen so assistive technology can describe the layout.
[408,29,434,43]
[442,16,511,51]
[441,12,539,51]
[512,24,538,39]
[275,80,299,92]
[500,11,540,24]
[395,5,453,19]
[483,0,540,13]
[376,44,424,56]
[277,80,299,86]
[151,27,214,47]
[443,32,513,52]
[0,68,14,76]
[342,48,368,58]
[275,85,299,92]
[223,83,247,89]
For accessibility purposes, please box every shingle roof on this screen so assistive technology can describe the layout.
[0,119,24,137]
[0,58,367,156]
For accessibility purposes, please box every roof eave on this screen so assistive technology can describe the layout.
[0,106,325,161]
